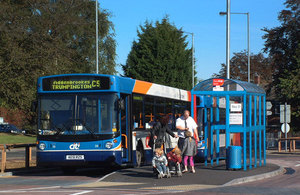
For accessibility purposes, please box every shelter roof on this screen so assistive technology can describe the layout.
[192,78,265,94]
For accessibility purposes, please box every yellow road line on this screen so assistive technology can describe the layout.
[140,184,219,191]
[72,181,144,188]
[0,176,17,178]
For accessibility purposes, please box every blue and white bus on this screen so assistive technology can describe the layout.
[36,74,192,172]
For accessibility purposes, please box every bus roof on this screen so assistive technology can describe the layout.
[38,74,191,102]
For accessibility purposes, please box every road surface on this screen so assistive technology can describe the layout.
[0,152,299,195]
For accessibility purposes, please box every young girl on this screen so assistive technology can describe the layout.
[152,148,168,178]
[167,147,182,175]
[181,131,197,173]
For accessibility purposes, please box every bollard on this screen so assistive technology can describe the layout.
[1,145,7,173]
[25,146,30,168]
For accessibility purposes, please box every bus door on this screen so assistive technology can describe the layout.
[120,94,132,163]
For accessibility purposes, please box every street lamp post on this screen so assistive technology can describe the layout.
[220,11,250,82]
[226,0,231,80]
[246,12,250,82]
[192,32,195,88]
[180,31,195,88]
[95,0,99,74]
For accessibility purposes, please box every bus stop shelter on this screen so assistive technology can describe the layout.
[191,78,266,170]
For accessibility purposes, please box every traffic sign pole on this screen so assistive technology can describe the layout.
[285,102,287,152]
[266,101,272,110]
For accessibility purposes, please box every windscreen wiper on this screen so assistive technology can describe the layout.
[84,126,97,138]
[54,123,68,135]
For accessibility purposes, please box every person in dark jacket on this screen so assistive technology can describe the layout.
[181,131,197,173]
[151,115,178,149]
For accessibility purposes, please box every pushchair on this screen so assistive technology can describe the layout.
[152,139,171,179]
[154,163,171,179]
[168,161,182,177]
[167,147,183,177]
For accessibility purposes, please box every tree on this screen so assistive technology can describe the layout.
[213,51,274,94]
[122,17,195,90]
[277,44,300,116]
[262,0,300,131]
[0,0,116,128]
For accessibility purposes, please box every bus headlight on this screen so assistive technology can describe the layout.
[39,142,46,150]
[105,142,113,149]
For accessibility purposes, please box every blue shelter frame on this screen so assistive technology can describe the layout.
[191,78,266,170]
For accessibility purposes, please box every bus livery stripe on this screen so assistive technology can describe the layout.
[188,91,192,102]
[193,94,197,121]
[133,80,152,94]
[133,80,190,101]
[113,143,122,150]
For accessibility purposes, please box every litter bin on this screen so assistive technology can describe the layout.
[226,146,242,169]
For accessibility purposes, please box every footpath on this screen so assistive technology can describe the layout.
[1,150,291,192]
[72,161,284,191]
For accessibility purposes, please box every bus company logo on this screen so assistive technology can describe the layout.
[69,143,80,150]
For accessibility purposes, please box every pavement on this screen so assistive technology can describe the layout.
[0,150,288,191]
[71,161,284,191]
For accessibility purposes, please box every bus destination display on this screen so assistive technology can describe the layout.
[42,76,110,91]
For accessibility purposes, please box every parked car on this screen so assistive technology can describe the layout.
[0,124,24,134]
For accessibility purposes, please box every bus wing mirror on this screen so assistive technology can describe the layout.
[118,99,125,110]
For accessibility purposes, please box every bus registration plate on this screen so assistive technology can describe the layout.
[66,155,84,160]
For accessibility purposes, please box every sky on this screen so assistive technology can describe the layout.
[100,0,286,80]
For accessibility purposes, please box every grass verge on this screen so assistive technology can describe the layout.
[0,133,36,144]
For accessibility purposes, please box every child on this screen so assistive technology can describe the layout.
[167,147,182,176]
[152,148,168,178]
[181,131,197,173]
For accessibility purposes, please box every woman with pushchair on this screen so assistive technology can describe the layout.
[150,115,178,178]
[149,115,178,150]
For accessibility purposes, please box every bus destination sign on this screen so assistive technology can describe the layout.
[42,76,110,91]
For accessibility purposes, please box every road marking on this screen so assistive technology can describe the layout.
[126,191,185,195]
[140,184,218,191]
[96,171,116,182]
[70,190,93,195]
[0,190,90,193]
[0,176,16,178]
[73,181,144,188]
[0,185,60,193]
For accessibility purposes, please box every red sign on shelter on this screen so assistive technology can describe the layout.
[213,79,224,86]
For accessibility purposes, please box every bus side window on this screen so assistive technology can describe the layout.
[132,95,144,129]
